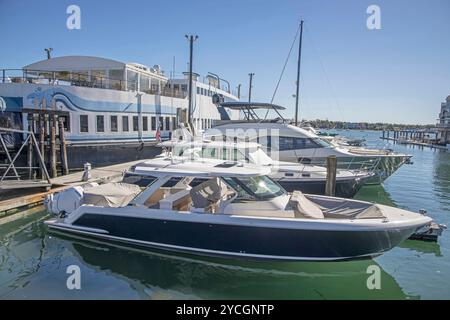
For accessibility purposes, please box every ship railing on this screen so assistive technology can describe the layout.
[0,69,188,99]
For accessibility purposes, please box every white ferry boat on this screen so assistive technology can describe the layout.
[0,56,240,168]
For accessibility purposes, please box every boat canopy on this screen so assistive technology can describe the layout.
[220,102,286,110]
[219,102,286,121]
[130,159,271,178]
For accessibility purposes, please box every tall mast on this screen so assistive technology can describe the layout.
[294,20,304,126]
[186,35,198,127]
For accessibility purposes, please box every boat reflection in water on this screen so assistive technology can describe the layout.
[52,232,413,300]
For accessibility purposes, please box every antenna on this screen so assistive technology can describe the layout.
[44,48,53,59]
[248,73,255,103]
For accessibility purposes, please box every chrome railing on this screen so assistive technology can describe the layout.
[0,69,188,99]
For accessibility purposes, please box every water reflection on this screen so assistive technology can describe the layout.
[54,233,411,300]
[0,212,412,299]
[433,150,450,213]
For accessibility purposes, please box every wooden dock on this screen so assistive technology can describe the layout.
[380,130,448,150]
[0,159,143,217]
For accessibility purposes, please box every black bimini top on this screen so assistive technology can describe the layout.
[220,102,286,110]
[219,102,286,121]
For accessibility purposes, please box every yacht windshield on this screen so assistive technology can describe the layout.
[313,138,332,147]
[223,176,285,200]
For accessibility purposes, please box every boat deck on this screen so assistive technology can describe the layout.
[0,159,143,218]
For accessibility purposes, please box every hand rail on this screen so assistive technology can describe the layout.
[0,69,188,99]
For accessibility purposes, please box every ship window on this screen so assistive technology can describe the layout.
[110,115,118,132]
[127,70,138,91]
[143,116,148,131]
[197,87,200,94]
[159,117,164,130]
[72,71,89,84]
[172,117,176,130]
[109,69,125,90]
[150,78,160,92]
[79,115,88,133]
[278,137,323,151]
[133,116,139,131]
[109,69,124,80]
[181,84,188,92]
[92,70,106,88]
[122,116,129,132]
[96,115,105,132]
[165,117,170,131]
[151,117,156,130]
[140,75,150,93]
[59,115,70,132]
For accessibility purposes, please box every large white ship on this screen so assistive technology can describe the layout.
[0,56,240,168]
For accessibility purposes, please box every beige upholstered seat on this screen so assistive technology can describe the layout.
[190,178,228,212]
[289,191,324,219]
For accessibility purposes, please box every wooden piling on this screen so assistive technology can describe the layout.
[50,115,57,178]
[39,115,45,179]
[325,155,337,196]
[59,117,69,175]
[27,114,34,180]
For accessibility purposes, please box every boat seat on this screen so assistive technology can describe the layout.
[289,191,324,219]
[190,178,228,213]
[159,189,191,211]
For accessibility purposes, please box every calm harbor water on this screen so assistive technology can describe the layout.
[0,130,449,299]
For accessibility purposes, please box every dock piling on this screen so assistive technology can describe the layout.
[50,115,57,178]
[325,155,337,196]
[59,118,69,175]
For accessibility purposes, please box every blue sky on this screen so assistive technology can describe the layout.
[1,0,449,124]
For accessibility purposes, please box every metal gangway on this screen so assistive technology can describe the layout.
[0,127,52,190]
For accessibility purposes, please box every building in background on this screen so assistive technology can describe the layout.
[437,95,450,146]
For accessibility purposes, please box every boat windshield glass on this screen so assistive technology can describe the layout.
[313,138,332,147]
[222,175,285,200]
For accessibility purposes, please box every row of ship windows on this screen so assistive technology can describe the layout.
[196,87,215,97]
[77,115,214,133]
[79,115,174,133]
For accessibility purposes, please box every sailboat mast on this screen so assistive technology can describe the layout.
[294,20,304,126]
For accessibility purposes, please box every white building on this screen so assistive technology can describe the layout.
[437,95,450,145]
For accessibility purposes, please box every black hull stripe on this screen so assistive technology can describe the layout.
[47,224,380,262]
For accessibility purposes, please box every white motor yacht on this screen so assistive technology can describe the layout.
[205,102,412,184]
[45,158,433,261]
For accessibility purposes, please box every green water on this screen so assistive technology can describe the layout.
[0,131,449,299]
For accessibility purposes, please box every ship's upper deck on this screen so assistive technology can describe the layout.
[1,55,238,101]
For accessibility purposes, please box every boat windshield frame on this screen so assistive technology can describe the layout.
[221,175,286,201]
[313,137,333,148]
